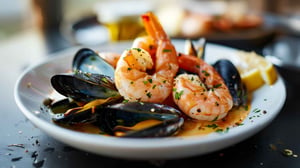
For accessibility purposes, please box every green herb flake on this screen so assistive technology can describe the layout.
[90,56,97,61]
[122,99,129,103]
[253,108,261,113]
[215,101,219,106]
[101,77,108,83]
[163,49,172,53]
[148,78,153,83]
[215,129,224,133]
[146,92,152,98]
[213,83,222,88]
[206,123,218,129]
[202,70,210,76]
[133,48,142,52]
[175,90,184,100]
[211,116,219,122]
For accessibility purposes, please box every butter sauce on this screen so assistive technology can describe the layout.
[56,102,251,137]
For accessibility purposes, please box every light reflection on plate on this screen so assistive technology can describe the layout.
[14,40,286,160]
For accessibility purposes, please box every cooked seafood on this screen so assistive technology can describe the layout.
[51,72,120,103]
[213,59,247,106]
[51,101,184,137]
[114,12,179,102]
[47,11,254,138]
[184,39,247,107]
[173,53,233,121]
[73,48,115,80]
[97,52,121,68]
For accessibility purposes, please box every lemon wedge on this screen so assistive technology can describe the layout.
[234,51,278,91]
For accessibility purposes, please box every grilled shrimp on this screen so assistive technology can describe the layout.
[173,53,233,121]
[114,12,179,103]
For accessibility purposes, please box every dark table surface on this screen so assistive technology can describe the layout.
[1,27,300,168]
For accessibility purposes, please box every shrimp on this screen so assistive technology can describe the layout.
[97,52,121,68]
[114,12,179,103]
[173,53,233,121]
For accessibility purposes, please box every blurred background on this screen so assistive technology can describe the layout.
[1,0,300,63]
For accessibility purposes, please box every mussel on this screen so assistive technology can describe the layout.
[52,101,184,138]
[51,72,120,103]
[51,48,120,103]
[213,59,247,106]
[184,38,247,107]
[72,48,115,79]
[184,38,206,59]
[50,47,184,138]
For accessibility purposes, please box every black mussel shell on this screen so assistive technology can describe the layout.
[49,98,79,114]
[72,48,115,80]
[51,97,122,125]
[97,102,184,138]
[52,107,98,125]
[213,59,247,107]
[50,98,96,125]
[184,38,206,59]
[51,72,120,103]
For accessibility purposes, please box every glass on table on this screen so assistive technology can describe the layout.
[94,0,156,42]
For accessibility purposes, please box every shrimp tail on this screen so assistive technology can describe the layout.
[141,12,168,41]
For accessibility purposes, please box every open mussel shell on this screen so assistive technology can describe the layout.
[72,48,115,80]
[97,102,184,138]
[51,96,122,125]
[52,106,98,125]
[51,72,120,103]
[50,98,95,125]
[184,38,206,59]
[213,59,247,107]
[49,98,79,114]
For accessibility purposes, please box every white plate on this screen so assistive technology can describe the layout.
[14,41,286,160]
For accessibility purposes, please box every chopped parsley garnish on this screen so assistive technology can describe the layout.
[206,123,218,129]
[202,70,210,76]
[163,49,172,52]
[101,77,108,83]
[133,48,142,52]
[211,116,219,122]
[146,92,152,98]
[213,84,222,88]
[253,108,261,113]
[215,127,229,133]
[122,99,129,103]
[175,90,184,100]
[90,56,97,61]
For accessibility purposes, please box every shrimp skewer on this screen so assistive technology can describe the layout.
[114,12,179,103]
[173,53,233,121]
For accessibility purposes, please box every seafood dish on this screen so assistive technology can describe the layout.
[45,12,276,138]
